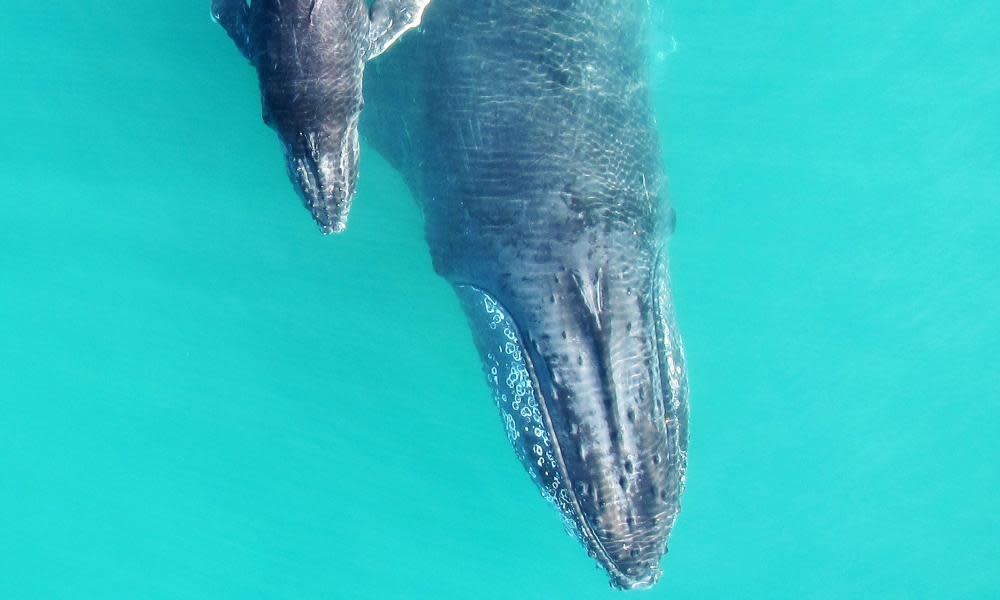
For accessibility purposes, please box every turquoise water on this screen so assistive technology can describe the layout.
[2,1,997,598]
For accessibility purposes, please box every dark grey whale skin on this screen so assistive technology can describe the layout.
[212,0,430,233]
[364,0,689,590]
[214,0,369,233]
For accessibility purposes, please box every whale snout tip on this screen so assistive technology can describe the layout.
[287,148,358,235]
[600,544,665,590]
[577,509,670,590]
[319,220,348,235]
[609,570,661,591]
[282,121,361,234]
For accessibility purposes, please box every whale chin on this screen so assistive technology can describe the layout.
[452,254,688,590]
[279,117,362,234]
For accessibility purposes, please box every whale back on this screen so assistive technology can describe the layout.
[369,0,664,271]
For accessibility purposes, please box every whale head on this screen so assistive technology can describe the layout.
[251,0,370,233]
[453,247,688,590]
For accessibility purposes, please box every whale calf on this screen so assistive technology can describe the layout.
[212,0,430,232]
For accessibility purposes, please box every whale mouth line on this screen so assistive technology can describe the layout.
[461,282,655,590]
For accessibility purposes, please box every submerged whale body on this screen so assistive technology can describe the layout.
[215,0,689,590]
[212,0,430,232]
[365,0,690,589]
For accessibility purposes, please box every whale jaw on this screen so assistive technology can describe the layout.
[454,255,688,590]
[250,0,369,234]
[282,118,361,234]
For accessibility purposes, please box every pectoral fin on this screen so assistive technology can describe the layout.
[211,0,253,62]
[368,0,431,59]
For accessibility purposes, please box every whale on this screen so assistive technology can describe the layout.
[361,0,690,589]
[212,0,689,590]
[212,0,430,232]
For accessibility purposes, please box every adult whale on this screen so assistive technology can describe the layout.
[362,0,689,589]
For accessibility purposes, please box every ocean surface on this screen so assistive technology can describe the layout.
[1,1,997,598]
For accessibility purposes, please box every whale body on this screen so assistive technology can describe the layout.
[212,0,430,232]
[363,0,690,589]
[214,0,689,589]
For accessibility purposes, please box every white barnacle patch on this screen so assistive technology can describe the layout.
[456,286,583,543]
